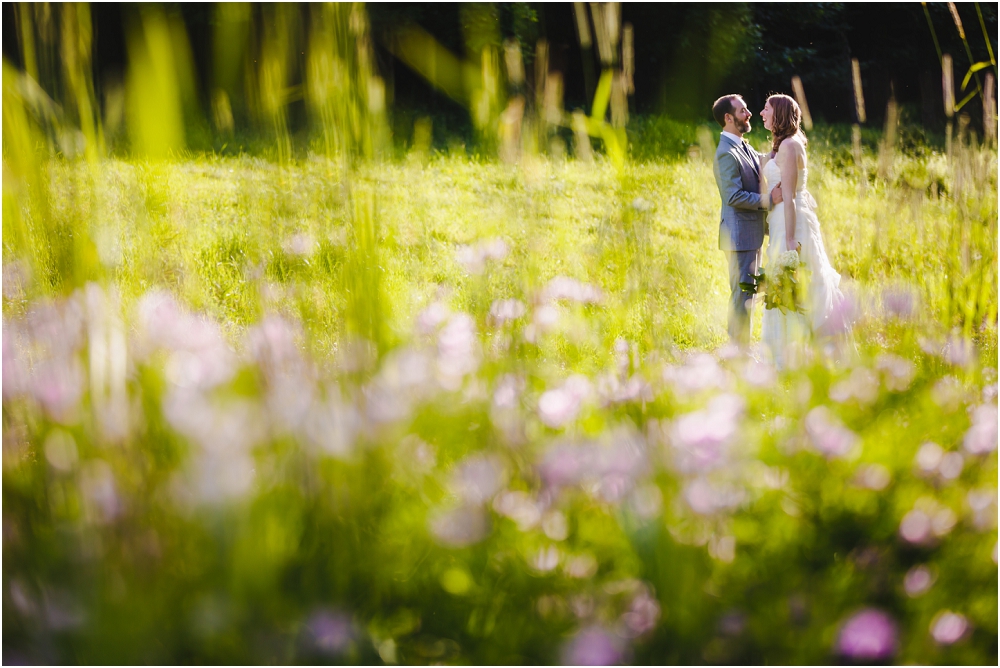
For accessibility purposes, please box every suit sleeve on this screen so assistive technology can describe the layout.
[718,152,763,211]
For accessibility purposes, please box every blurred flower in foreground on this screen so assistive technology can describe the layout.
[965,488,998,531]
[415,301,450,336]
[614,337,631,374]
[899,507,932,544]
[436,313,480,390]
[835,609,898,662]
[942,333,975,367]
[915,442,944,475]
[906,442,953,487]
[742,358,776,388]
[44,430,79,473]
[538,375,591,428]
[303,389,360,458]
[628,484,663,520]
[429,505,489,547]
[631,196,652,212]
[282,231,316,258]
[248,316,315,432]
[829,367,879,405]
[618,586,660,638]
[598,373,651,406]
[163,391,263,505]
[561,625,628,666]
[564,553,598,579]
[881,285,916,319]
[247,315,306,377]
[493,373,524,409]
[854,463,890,490]
[538,441,589,489]
[27,296,86,354]
[937,451,963,481]
[523,303,562,343]
[450,453,506,505]
[493,491,541,531]
[305,609,355,656]
[536,428,647,501]
[663,353,731,394]
[79,460,122,524]
[31,359,85,424]
[683,477,745,516]
[718,610,747,636]
[963,404,998,454]
[542,511,569,540]
[804,407,858,458]
[137,291,236,389]
[456,238,509,274]
[930,610,969,645]
[541,276,603,305]
[903,565,936,597]
[2,321,30,400]
[875,353,916,392]
[530,545,561,573]
[42,590,87,631]
[670,393,745,473]
[930,376,963,410]
[822,289,858,335]
[489,298,526,326]
[900,498,957,544]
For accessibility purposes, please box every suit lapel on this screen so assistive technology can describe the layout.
[723,134,757,177]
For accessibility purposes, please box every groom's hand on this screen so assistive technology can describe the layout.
[770,184,783,205]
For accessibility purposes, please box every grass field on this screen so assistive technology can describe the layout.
[3,7,998,663]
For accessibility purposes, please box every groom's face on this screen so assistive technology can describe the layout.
[728,99,752,134]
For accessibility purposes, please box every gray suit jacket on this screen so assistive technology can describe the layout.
[713,134,768,251]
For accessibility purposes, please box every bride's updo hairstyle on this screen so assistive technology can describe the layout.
[768,94,807,153]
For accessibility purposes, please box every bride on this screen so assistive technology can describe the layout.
[759,94,847,369]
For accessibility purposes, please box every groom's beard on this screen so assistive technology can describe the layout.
[737,119,751,134]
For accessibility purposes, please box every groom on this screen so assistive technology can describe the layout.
[712,94,782,347]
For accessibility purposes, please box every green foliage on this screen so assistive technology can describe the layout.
[4,121,997,665]
[2,4,997,665]
[626,115,701,162]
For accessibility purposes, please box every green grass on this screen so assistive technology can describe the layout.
[4,127,997,665]
[10,129,994,367]
[3,5,998,663]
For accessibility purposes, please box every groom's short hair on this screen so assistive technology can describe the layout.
[713,94,743,127]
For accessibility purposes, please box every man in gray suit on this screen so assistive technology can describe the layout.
[712,94,782,347]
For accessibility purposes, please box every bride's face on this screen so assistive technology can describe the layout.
[761,101,774,131]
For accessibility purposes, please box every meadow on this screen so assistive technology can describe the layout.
[3,5,999,665]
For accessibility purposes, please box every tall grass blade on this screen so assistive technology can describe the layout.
[791,75,813,130]
[942,54,955,116]
[124,6,189,159]
[984,72,996,145]
[974,2,996,65]
[851,58,866,124]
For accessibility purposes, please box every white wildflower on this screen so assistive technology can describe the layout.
[776,250,800,270]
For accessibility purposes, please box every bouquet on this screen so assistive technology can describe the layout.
[740,250,809,314]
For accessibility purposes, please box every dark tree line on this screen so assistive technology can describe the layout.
[2,3,996,136]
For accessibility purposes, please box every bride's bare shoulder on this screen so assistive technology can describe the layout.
[777,136,806,156]
[777,136,808,168]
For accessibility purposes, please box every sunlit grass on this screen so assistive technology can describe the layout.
[2,3,997,665]
[14,133,994,366]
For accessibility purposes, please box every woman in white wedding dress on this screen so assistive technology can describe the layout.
[759,94,846,369]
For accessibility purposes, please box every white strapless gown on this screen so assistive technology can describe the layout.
[760,159,845,369]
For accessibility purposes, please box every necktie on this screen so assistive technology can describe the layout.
[741,140,758,173]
